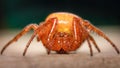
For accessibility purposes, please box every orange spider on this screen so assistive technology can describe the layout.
[1,12,119,56]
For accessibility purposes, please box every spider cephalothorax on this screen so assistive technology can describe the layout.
[1,12,119,56]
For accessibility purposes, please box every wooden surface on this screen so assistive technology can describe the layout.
[0,26,120,68]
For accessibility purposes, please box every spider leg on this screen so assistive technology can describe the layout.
[71,17,83,50]
[88,35,101,53]
[23,32,36,56]
[87,38,93,56]
[1,24,38,55]
[46,18,58,54]
[35,18,58,54]
[83,20,119,54]
[47,49,51,54]
[47,18,57,42]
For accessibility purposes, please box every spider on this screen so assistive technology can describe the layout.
[1,12,119,56]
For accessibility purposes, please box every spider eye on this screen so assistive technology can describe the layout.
[59,32,64,37]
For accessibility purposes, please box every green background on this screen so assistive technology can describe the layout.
[0,0,120,29]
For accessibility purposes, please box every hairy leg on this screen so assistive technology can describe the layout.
[47,49,51,54]
[83,20,119,54]
[1,24,38,54]
[88,35,101,53]
[45,17,58,54]
[87,39,93,56]
[23,32,36,56]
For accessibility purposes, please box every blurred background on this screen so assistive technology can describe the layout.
[0,0,120,29]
